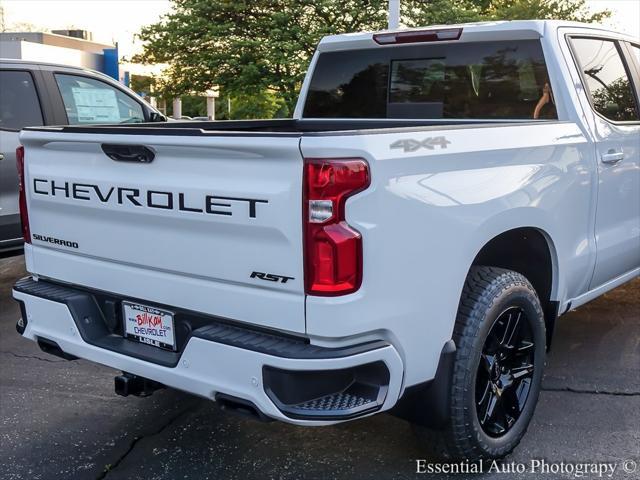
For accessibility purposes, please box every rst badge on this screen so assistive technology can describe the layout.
[250,271,294,284]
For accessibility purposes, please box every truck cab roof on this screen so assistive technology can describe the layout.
[317,20,637,52]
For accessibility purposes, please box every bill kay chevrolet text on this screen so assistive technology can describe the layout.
[13,21,640,460]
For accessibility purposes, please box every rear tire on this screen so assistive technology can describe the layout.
[416,266,546,460]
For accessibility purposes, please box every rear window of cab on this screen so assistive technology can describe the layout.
[303,40,557,120]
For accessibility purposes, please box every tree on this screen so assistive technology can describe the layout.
[0,0,45,33]
[479,0,610,23]
[590,77,638,122]
[136,1,379,116]
[135,0,609,118]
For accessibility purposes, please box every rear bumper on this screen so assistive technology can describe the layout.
[13,277,404,425]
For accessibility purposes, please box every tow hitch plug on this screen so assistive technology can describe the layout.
[114,372,164,397]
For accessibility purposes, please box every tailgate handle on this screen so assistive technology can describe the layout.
[101,144,155,163]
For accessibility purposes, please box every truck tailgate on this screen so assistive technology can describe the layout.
[20,130,306,333]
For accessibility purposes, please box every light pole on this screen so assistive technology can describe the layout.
[205,87,219,120]
[172,98,182,120]
[388,0,400,29]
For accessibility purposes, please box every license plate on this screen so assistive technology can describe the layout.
[123,301,176,351]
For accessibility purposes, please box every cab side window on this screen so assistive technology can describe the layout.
[54,74,145,124]
[570,37,639,122]
[0,70,44,130]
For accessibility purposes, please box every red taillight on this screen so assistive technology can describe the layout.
[373,27,462,45]
[303,158,370,296]
[16,145,31,244]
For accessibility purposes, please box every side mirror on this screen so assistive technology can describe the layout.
[149,111,167,123]
[604,102,619,116]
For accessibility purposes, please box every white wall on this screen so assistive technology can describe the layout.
[0,40,104,71]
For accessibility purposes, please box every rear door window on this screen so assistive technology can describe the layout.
[54,73,145,124]
[303,40,556,120]
[569,37,639,122]
[625,43,640,82]
[0,70,44,130]
[630,43,640,67]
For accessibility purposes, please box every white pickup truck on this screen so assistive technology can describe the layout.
[12,21,640,460]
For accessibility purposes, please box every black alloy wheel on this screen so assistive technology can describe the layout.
[475,306,535,437]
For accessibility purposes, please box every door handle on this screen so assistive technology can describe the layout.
[0,153,4,161]
[601,149,624,164]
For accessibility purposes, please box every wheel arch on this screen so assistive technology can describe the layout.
[469,226,560,349]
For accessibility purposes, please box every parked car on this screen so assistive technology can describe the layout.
[0,59,165,251]
[12,21,640,460]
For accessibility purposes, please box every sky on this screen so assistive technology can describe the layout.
[1,0,639,60]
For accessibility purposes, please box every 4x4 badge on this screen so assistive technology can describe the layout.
[390,136,451,152]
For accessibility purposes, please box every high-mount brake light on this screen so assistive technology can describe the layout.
[303,158,370,296]
[16,145,31,244]
[373,27,462,45]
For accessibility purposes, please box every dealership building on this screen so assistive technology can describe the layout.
[0,30,120,81]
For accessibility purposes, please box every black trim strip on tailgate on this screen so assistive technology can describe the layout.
[13,277,389,367]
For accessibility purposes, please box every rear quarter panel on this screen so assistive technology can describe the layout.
[301,121,595,386]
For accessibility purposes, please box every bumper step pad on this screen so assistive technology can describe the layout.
[293,392,374,411]
[263,362,389,420]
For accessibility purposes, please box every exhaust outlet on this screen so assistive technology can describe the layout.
[215,393,273,422]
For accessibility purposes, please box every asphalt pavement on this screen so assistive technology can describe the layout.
[1,252,638,479]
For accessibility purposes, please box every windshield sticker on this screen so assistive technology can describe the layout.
[71,87,121,123]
